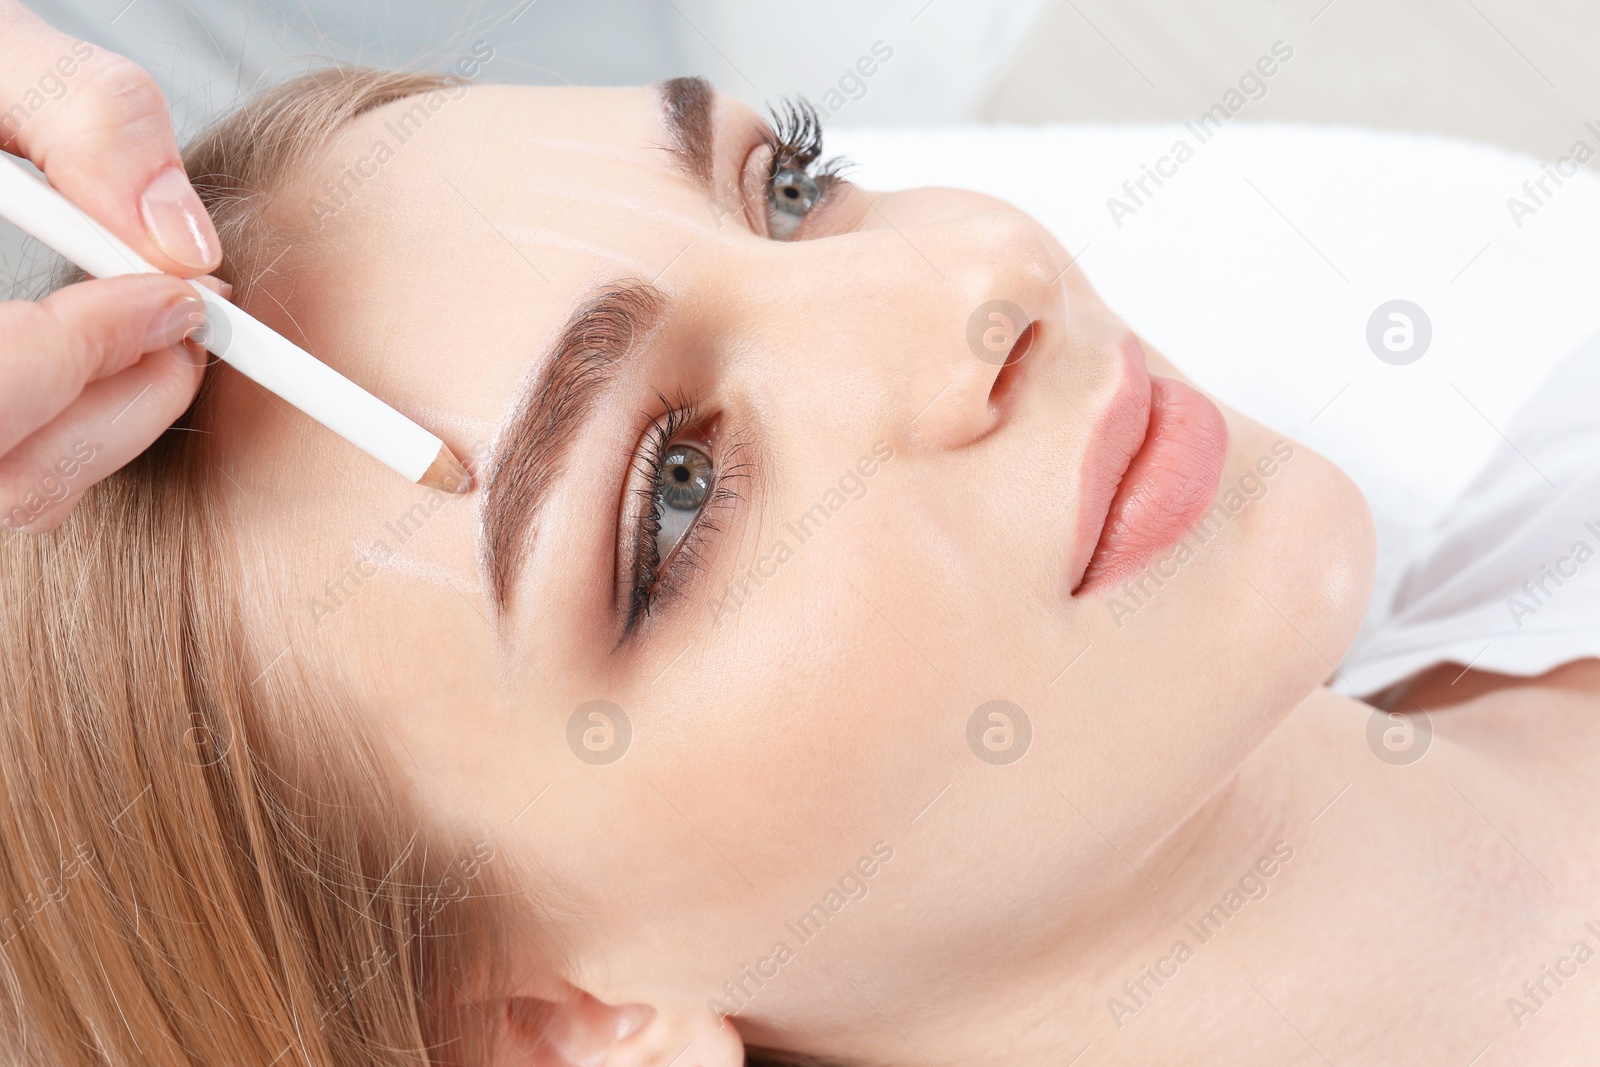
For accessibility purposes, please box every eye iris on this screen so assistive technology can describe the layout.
[660,445,712,512]
[771,167,819,218]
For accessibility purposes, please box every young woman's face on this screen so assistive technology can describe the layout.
[211,82,1373,1023]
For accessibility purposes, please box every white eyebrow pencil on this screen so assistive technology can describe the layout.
[0,152,470,494]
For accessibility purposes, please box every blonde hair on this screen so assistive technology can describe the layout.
[0,68,521,1067]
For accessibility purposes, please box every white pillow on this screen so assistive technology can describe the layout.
[829,121,1600,645]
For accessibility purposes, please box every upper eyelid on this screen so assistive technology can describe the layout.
[483,283,667,616]
[617,406,674,640]
[736,130,776,238]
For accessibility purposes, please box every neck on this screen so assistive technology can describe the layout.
[827,685,1557,1067]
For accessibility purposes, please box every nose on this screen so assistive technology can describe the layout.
[866,204,1065,452]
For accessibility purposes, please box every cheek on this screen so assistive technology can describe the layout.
[536,538,959,980]
[642,498,966,851]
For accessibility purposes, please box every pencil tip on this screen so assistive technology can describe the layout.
[418,444,473,494]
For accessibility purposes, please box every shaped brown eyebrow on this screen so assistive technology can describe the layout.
[658,76,715,190]
[481,282,667,610]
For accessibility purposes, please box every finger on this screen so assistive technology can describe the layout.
[0,342,204,534]
[4,486,83,535]
[0,273,202,456]
[0,7,221,275]
[193,275,232,300]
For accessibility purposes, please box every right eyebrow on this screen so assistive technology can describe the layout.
[480,282,668,612]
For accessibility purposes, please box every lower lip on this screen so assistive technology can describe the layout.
[1075,376,1228,595]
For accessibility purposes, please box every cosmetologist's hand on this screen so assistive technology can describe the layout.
[0,1,223,534]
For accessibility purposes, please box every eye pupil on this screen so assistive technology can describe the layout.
[770,167,820,221]
[658,445,712,513]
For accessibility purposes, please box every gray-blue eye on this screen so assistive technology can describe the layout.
[769,167,820,239]
[655,444,712,560]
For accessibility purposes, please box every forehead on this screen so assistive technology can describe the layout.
[232,82,719,460]
[298,82,711,337]
[207,84,719,683]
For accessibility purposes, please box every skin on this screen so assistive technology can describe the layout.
[202,84,1600,1066]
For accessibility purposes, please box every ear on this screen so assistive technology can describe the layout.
[492,984,744,1067]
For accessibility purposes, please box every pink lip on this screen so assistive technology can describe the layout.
[1069,336,1228,596]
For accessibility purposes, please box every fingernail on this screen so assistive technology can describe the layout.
[139,167,218,271]
[193,275,232,300]
[146,294,206,352]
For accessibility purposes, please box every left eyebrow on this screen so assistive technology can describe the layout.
[657,76,716,191]
[480,282,668,612]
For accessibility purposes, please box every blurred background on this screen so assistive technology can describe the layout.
[4,0,1589,293]
[17,0,1592,155]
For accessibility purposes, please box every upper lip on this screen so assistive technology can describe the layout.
[1067,333,1153,593]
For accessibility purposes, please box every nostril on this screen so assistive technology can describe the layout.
[987,320,1036,411]
[1005,321,1036,367]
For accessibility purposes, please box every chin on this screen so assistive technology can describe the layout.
[1148,424,1373,740]
[1244,433,1377,707]
[1112,447,1373,861]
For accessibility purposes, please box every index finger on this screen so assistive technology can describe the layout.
[0,5,222,276]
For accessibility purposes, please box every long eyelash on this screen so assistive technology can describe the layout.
[623,392,749,638]
[763,96,847,195]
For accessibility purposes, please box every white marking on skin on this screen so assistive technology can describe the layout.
[516,177,739,243]
[355,541,471,592]
[487,222,654,277]
[405,405,496,445]
[504,136,657,165]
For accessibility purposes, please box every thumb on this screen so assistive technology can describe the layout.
[0,5,221,275]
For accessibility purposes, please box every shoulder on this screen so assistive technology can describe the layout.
[1389,657,1600,785]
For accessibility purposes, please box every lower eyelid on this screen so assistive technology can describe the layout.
[784,177,847,242]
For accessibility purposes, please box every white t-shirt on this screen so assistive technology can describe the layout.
[1337,333,1600,696]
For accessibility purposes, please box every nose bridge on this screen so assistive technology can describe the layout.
[733,207,1065,458]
